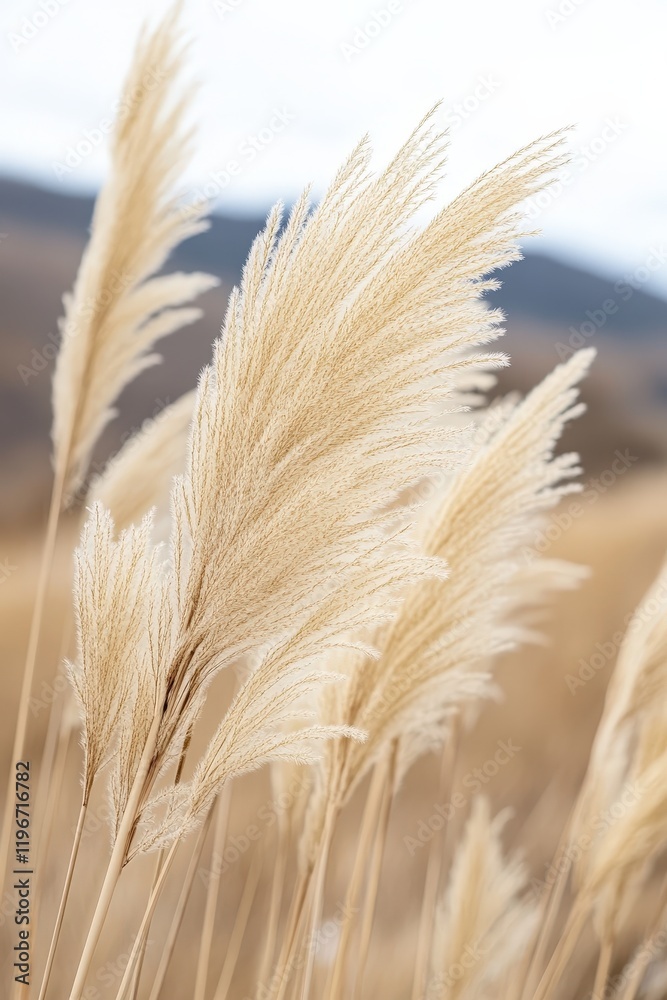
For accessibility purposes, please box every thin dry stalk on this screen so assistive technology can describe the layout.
[268,869,310,1000]
[68,711,162,1000]
[269,799,340,1000]
[147,809,215,1000]
[326,762,390,1000]
[113,837,182,1000]
[411,718,461,1000]
[298,805,338,1000]
[127,854,166,1000]
[352,743,397,1000]
[116,750,218,1000]
[129,725,196,1000]
[532,901,589,1000]
[620,931,663,1000]
[593,936,614,1000]
[519,800,580,1000]
[257,818,291,990]
[193,783,233,1000]
[35,651,77,1000]
[36,800,89,1000]
[617,881,667,1000]
[212,849,264,1000]
[33,645,69,866]
[34,688,70,889]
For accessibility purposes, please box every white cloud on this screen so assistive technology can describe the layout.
[1,0,667,293]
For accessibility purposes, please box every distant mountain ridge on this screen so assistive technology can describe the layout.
[2,175,667,338]
[1,174,666,527]
[0,176,262,282]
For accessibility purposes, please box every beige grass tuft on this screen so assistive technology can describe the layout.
[429,797,538,1000]
[51,7,217,502]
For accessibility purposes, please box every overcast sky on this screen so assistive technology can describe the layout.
[1,0,666,294]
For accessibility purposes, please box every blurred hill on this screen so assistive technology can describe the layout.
[1,176,666,528]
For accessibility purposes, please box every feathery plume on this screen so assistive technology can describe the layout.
[581,552,667,797]
[428,798,538,1000]
[572,555,667,938]
[51,8,217,501]
[66,117,580,1000]
[142,114,566,783]
[302,349,593,869]
[67,504,161,802]
[363,348,594,783]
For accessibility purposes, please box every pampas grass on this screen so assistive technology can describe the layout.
[7,9,667,1000]
[428,798,538,1000]
[0,0,216,928]
[51,6,216,504]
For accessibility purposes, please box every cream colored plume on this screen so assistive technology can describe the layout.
[51,7,217,501]
[306,348,594,844]
[67,504,161,801]
[71,116,577,868]
[380,348,594,780]
[132,603,372,854]
[429,798,538,1000]
[573,554,667,937]
[144,115,565,777]
[581,552,667,795]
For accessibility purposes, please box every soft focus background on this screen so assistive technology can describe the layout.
[1,1,667,996]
